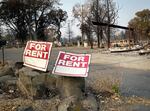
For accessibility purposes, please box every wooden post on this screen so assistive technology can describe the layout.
[2,46,4,65]
[129,29,131,49]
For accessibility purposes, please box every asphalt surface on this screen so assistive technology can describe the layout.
[120,68,150,99]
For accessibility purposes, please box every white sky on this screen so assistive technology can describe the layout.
[60,0,150,38]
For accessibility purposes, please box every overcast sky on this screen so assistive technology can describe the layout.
[60,0,150,37]
[114,0,150,26]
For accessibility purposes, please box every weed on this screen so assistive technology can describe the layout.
[87,75,121,95]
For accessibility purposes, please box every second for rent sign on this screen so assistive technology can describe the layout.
[52,51,91,77]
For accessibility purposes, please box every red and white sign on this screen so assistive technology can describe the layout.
[52,51,91,77]
[23,41,52,71]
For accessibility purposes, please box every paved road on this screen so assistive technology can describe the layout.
[0,47,101,70]
[120,68,150,99]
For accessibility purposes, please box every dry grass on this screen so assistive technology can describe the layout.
[87,75,121,94]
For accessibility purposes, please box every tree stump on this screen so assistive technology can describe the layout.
[56,76,85,99]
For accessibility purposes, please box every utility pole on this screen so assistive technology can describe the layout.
[96,0,100,48]
[106,0,110,48]
[28,0,32,40]
[68,22,71,43]
[81,5,84,45]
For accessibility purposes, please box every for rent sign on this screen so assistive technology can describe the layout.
[52,51,91,77]
[23,41,52,71]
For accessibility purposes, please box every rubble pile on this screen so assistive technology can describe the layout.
[139,42,150,55]
[143,42,150,49]
[0,61,59,99]
[0,61,19,99]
